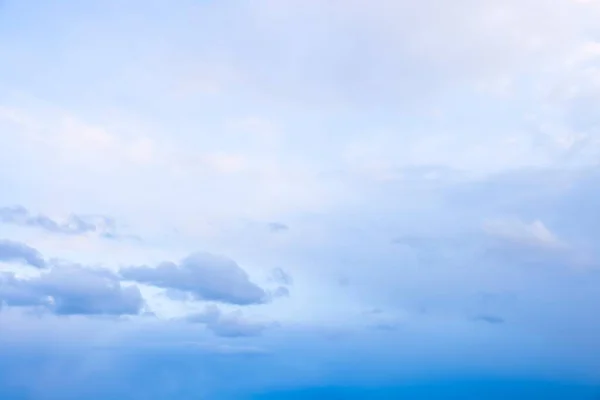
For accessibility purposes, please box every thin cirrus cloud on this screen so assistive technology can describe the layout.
[0,205,123,239]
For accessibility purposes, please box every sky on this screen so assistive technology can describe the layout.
[1,0,600,399]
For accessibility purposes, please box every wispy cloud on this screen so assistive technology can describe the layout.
[267,222,289,233]
[0,205,127,239]
[187,304,273,338]
[483,218,566,250]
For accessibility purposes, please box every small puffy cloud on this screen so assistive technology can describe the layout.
[188,305,271,338]
[267,222,289,233]
[265,269,292,300]
[270,267,293,286]
[483,218,565,250]
[0,265,145,316]
[0,205,120,238]
[121,252,267,305]
[0,239,46,268]
[270,286,290,299]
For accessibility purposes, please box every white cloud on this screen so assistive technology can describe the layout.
[483,218,565,250]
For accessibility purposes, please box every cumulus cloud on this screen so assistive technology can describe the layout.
[0,239,46,268]
[121,252,268,305]
[0,265,144,316]
[0,205,120,238]
[187,305,271,338]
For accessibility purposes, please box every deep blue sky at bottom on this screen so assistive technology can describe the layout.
[250,381,600,400]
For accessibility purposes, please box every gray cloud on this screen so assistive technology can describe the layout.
[187,305,271,338]
[121,252,267,305]
[0,205,121,239]
[270,267,293,286]
[0,239,46,268]
[0,265,145,316]
[267,222,289,233]
[0,273,47,308]
[270,286,290,299]
[472,315,505,325]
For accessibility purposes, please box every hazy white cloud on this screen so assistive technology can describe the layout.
[483,218,565,250]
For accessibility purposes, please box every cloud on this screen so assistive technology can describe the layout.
[472,315,505,325]
[0,205,123,239]
[0,273,48,308]
[483,218,565,250]
[0,265,145,316]
[3,0,600,396]
[270,286,290,299]
[267,222,289,233]
[270,267,293,286]
[0,239,46,268]
[121,252,268,305]
[189,0,594,112]
[188,305,272,338]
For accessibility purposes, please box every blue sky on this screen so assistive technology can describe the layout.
[1,0,600,398]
